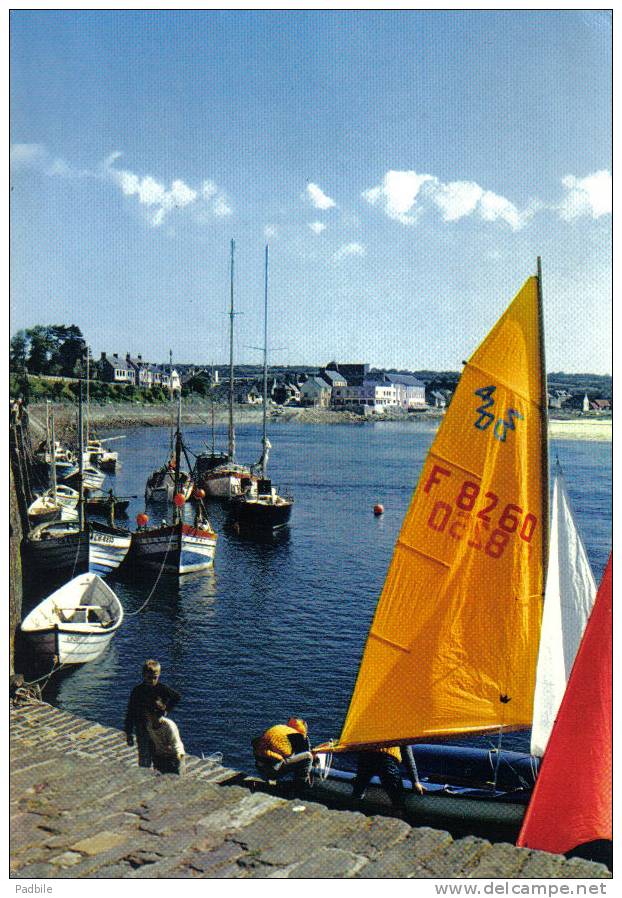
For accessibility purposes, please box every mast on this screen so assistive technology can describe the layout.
[228,239,236,463]
[85,346,90,446]
[78,366,85,531]
[173,390,182,522]
[536,256,550,586]
[210,362,215,454]
[261,244,269,478]
[49,403,57,502]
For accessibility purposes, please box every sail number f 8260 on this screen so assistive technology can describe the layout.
[423,464,537,559]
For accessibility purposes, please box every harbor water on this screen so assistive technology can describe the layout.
[34,421,611,772]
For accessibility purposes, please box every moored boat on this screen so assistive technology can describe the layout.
[21,573,124,665]
[230,246,293,531]
[127,518,217,575]
[88,520,132,577]
[23,520,89,580]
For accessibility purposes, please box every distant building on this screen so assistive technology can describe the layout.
[300,376,331,407]
[590,398,611,412]
[375,373,426,409]
[583,393,590,413]
[324,362,370,385]
[429,390,447,409]
[99,352,136,384]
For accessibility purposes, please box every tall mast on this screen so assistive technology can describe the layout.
[536,256,550,587]
[228,239,236,462]
[48,401,57,502]
[210,361,215,454]
[261,244,269,478]
[78,365,85,531]
[173,390,182,522]
[85,346,90,445]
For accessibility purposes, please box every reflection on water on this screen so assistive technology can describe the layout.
[18,422,612,772]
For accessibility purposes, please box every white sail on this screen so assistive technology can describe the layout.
[530,466,596,757]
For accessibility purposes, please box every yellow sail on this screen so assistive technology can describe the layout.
[336,274,548,751]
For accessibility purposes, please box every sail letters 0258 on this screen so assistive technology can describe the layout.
[338,276,548,751]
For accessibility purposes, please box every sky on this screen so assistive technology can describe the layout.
[10,9,612,373]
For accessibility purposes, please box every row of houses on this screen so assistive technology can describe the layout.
[98,353,182,392]
[237,362,430,414]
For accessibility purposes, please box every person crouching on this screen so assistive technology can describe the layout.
[145,698,185,775]
[252,717,313,790]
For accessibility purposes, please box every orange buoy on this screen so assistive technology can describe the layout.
[173,492,186,508]
[373,504,384,516]
[136,512,149,527]
[194,487,206,500]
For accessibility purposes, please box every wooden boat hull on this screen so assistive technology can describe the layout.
[24,529,89,578]
[21,573,123,665]
[232,496,293,530]
[126,522,217,574]
[23,624,119,665]
[89,522,132,577]
[85,497,130,516]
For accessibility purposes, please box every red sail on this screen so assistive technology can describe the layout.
[517,555,612,854]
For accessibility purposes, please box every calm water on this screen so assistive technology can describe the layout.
[36,421,611,771]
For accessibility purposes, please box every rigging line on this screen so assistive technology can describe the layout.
[124,526,177,617]
[491,725,505,794]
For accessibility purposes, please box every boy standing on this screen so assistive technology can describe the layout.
[124,659,181,768]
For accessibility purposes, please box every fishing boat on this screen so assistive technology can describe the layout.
[85,490,131,517]
[86,438,119,473]
[126,517,218,575]
[44,484,79,509]
[27,494,63,525]
[145,391,194,504]
[127,399,217,575]
[65,462,105,492]
[199,240,257,501]
[231,246,292,531]
[88,520,132,577]
[21,573,124,665]
[295,261,598,840]
[23,520,89,580]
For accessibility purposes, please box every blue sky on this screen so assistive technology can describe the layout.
[10,10,612,373]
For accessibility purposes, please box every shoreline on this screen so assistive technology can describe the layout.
[28,401,612,441]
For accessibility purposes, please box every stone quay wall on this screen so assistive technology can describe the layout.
[10,701,610,880]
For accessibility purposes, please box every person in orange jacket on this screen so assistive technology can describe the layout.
[252,717,313,787]
[351,745,425,809]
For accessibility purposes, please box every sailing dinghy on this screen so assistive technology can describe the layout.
[301,263,604,841]
[21,573,124,665]
[292,262,598,840]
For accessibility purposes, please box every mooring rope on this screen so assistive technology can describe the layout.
[124,525,177,617]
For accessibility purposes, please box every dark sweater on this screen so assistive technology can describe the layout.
[124,682,181,736]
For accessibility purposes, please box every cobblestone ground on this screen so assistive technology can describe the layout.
[10,701,611,880]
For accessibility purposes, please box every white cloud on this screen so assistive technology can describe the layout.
[212,195,232,217]
[558,170,611,220]
[363,169,528,230]
[264,225,278,239]
[105,154,230,226]
[10,143,48,168]
[334,242,366,260]
[309,221,327,234]
[306,182,337,210]
[363,170,436,224]
[431,180,483,221]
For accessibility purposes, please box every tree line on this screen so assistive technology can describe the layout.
[10,325,87,377]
